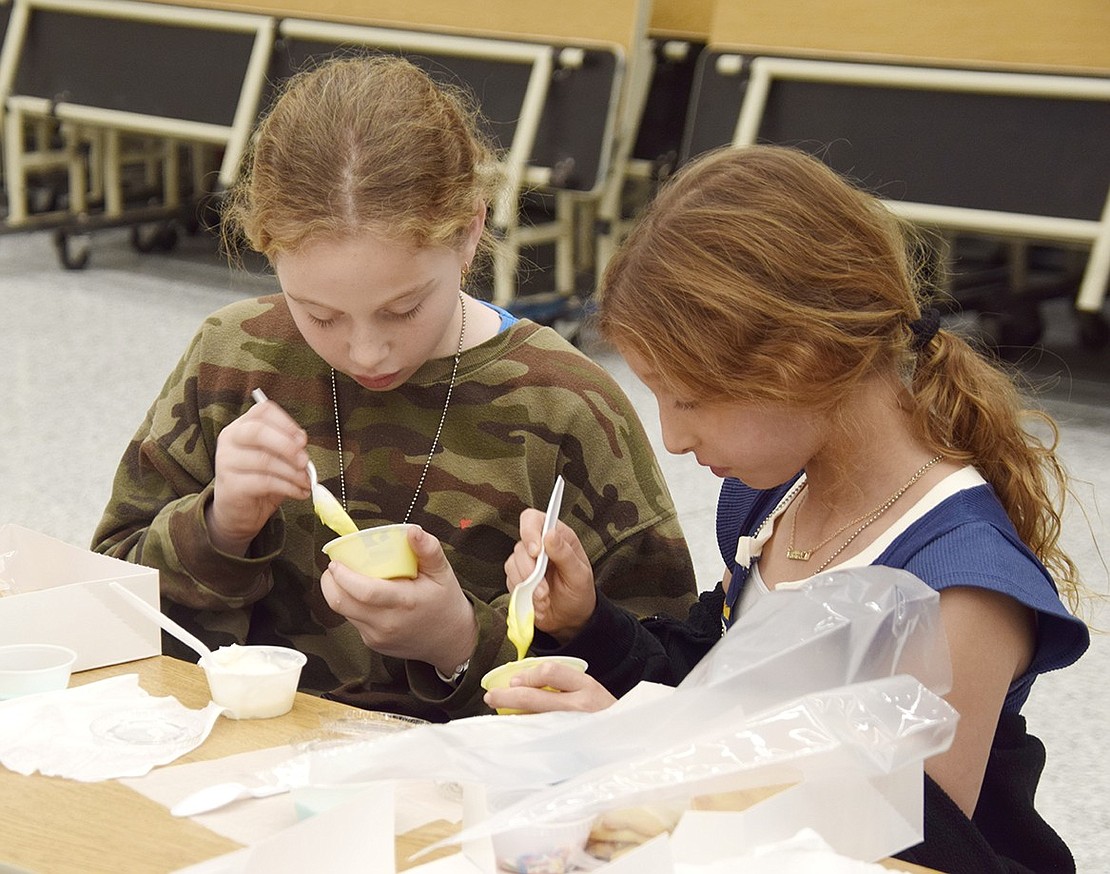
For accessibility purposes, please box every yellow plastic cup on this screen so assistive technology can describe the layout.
[480,655,588,715]
[322,524,418,579]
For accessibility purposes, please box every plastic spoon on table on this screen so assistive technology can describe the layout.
[505,475,565,661]
[108,581,213,662]
[171,778,293,817]
[250,388,358,537]
[171,743,320,816]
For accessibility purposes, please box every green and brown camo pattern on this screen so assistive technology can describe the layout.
[92,295,697,720]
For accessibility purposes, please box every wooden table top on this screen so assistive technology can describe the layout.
[0,656,458,873]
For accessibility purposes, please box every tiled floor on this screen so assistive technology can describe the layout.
[2,226,1108,870]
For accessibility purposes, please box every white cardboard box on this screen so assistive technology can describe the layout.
[0,524,161,671]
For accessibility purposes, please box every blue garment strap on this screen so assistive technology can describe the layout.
[476,298,518,332]
[876,485,1088,709]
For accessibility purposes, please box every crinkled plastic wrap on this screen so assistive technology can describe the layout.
[468,673,954,863]
[308,568,958,861]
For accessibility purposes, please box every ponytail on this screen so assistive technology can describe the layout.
[909,330,1080,609]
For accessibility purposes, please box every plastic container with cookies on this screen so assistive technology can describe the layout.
[492,814,595,873]
[484,786,594,873]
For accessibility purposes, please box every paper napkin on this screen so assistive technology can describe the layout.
[0,673,224,781]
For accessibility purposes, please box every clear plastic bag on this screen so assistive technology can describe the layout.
[307,568,957,862]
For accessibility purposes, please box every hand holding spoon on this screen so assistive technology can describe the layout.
[250,389,358,537]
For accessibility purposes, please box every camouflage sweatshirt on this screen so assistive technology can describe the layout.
[92,294,696,720]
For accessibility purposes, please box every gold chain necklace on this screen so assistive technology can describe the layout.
[789,455,944,574]
[786,488,874,561]
[330,290,467,524]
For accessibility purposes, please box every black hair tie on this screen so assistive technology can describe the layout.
[908,307,941,351]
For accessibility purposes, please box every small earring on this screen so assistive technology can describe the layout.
[460,261,470,289]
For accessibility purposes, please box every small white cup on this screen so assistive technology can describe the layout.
[201,644,307,719]
[0,643,78,699]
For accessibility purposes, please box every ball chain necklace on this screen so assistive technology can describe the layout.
[329,289,467,524]
[787,454,944,574]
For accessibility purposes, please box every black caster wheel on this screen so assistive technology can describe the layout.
[53,229,91,270]
[181,211,201,236]
[1001,299,1044,348]
[184,195,222,236]
[130,222,179,253]
[977,304,1044,357]
[1076,310,1109,350]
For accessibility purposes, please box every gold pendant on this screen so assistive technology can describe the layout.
[786,549,811,561]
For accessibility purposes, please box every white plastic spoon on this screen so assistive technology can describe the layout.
[171,779,291,817]
[505,475,565,661]
[108,581,213,662]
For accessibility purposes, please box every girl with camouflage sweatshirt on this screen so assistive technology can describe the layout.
[92,56,696,722]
